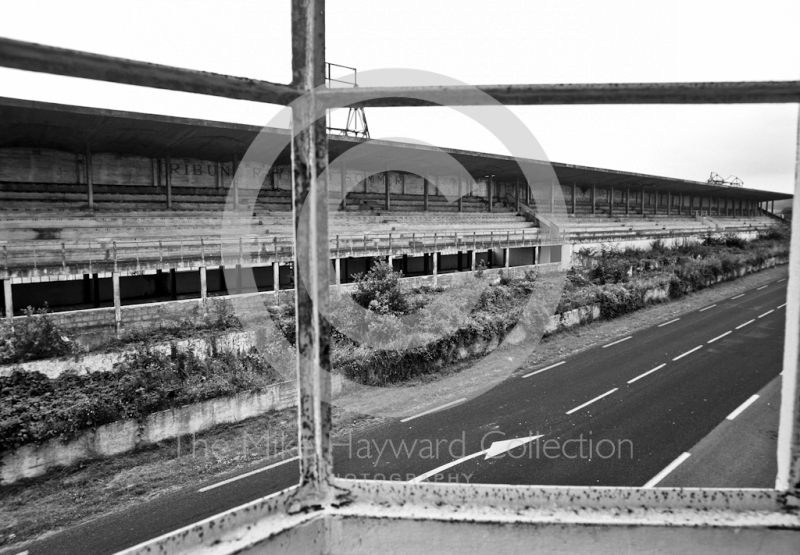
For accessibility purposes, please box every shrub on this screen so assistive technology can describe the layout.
[0,345,281,452]
[0,306,76,365]
[351,260,409,315]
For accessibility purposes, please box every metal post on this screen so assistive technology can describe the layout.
[165,152,172,209]
[470,250,476,271]
[504,248,510,268]
[432,250,438,286]
[85,144,94,210]
[291,0,332,495]
[273,261,280,293]
[334,258,341,285]
[3,279,12,320]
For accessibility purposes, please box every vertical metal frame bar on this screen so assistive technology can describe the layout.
[291,0,333,497]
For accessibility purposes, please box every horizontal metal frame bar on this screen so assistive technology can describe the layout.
[2,38,799,107]
[0,37,301,105]
[316,81,800,108]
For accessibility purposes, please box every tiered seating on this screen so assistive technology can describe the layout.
[342,191,515,213]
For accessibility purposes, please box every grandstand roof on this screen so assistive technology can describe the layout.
[0,96,790,201]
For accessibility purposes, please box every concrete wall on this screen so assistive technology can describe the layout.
[1,375,345,484]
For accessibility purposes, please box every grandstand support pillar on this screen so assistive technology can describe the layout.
[550,179,555,213]
[424,176,429,211]
[273,262,280,294]
[488,175,493,213]
[200,266,207,309]
[591,184,596,214]
[385,169,391,210]
[643,188,647,217]
[678,193,682,215]
[609,186,614,217]
[232,154,240,211]
[340,161,347,210]
[165,152,173,209]
[432,252,438,286]
[3,279,12,321]
[626,187,630,215]
[85,144,94,211]
[667,191,671,216]
[571,182,576,214]
[334,258,341,285]
[112,272,121,339]
[458,172,464,212]
[772,200,775,213]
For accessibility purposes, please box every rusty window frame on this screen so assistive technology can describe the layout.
[1,1,799,551]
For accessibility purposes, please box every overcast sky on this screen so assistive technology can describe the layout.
[0,0,797,194]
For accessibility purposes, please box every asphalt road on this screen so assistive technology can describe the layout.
[18,275,788,555]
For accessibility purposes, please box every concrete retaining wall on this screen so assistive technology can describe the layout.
[1,374,342,484]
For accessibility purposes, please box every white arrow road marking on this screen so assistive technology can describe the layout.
[408,435,544,483]
[483,435,545,459]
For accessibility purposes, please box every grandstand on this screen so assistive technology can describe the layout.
[0,96,790,344]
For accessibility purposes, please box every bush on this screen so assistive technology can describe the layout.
[0,345,281,452]
[351,259,409,316]
[0,306,76,365]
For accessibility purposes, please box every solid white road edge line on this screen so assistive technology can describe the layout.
[199,455,300,493]
[643,452,691,488]
[727,395,760,420]
[707,331,732,344]
[627,363,667,384]
[603,336,632,348]
[658,318,680,327]
[736,319,755,330]
[565,388,618,415]
[400,398,468,423]
[523,360,565,378]
[699,304,716,312]
[672,345,702,361]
